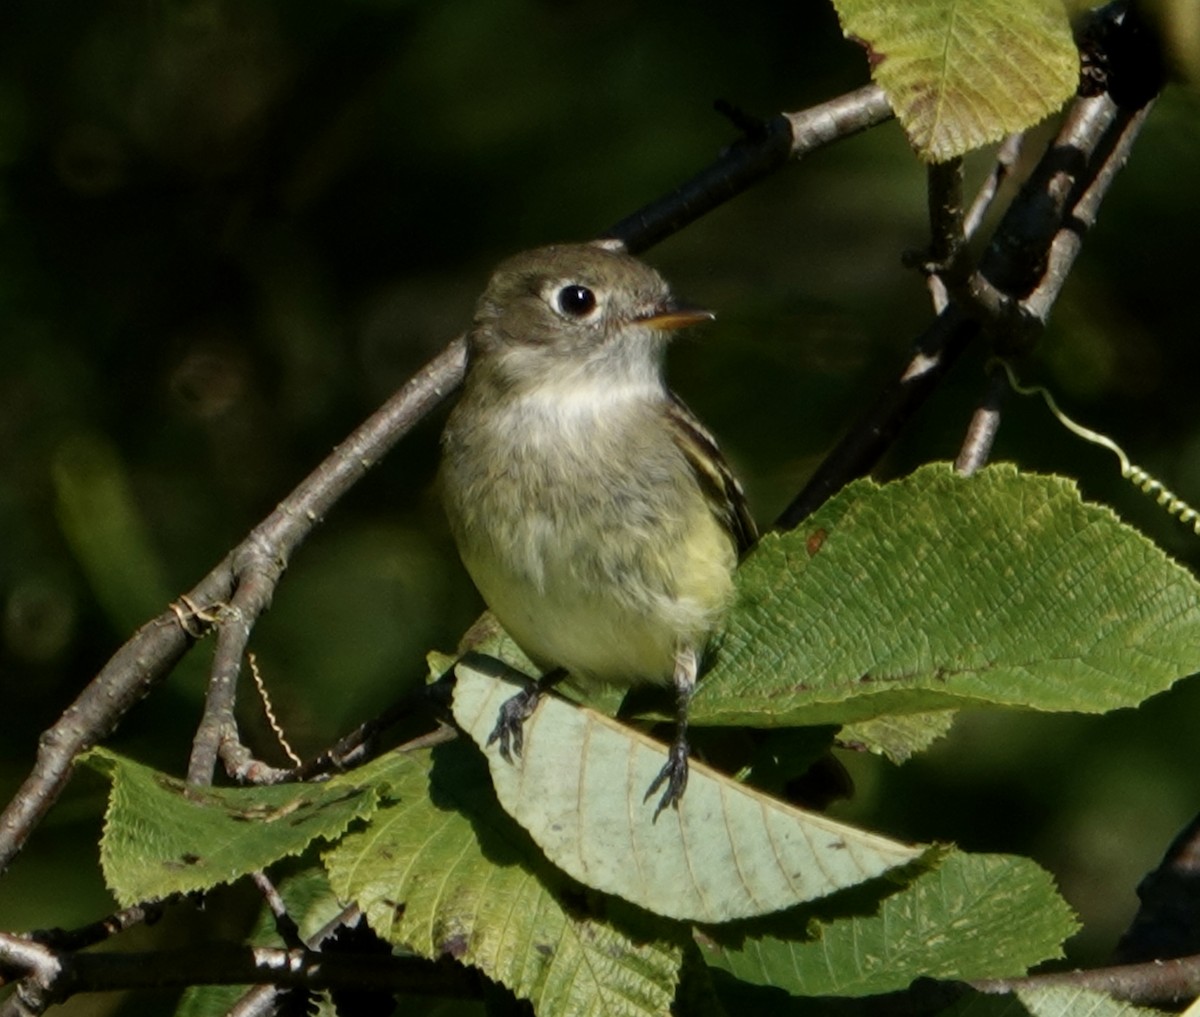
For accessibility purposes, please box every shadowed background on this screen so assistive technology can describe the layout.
[2,2,1200,1011]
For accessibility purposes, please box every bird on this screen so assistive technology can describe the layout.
[440,240,756,816]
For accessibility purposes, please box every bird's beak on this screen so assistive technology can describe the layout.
[637,299,715,331]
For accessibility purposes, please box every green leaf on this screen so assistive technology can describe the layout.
[830,0,1079,161]
[696,464,1200,727]
[938,984,1163,1016]
[839,710,958,763]
[323,743,684,1017]
[698,851,1078,996]
[451,660,928,923]
[85,748,380,905]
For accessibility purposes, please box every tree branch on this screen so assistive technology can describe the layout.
[0,338,467,869]
[608,84,894,252]
[972,953,1200,1009]
[954,367,1009,476]
[0,85,897,866]
[0,934,480,1015]
[776,48,1156,529]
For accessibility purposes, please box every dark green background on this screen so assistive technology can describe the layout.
[2,2,1199,1012]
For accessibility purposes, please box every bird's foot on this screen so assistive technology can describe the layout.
[645,738,690,820]
[486,685,542,763]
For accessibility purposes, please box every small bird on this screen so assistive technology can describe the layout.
[440,241,756,816]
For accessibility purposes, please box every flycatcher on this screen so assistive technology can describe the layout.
[440,241,756,815]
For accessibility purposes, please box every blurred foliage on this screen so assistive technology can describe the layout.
[1,0,1200,1011]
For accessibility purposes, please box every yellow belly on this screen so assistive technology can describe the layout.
[459,496,735,686]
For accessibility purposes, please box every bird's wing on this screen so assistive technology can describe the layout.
[665,392,758,557]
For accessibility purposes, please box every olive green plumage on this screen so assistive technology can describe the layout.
[440,241,754,813]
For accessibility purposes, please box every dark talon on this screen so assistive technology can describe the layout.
[486,685,541,763]
[645,738,690,820]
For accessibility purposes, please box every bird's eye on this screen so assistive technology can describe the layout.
[555,284,597,318]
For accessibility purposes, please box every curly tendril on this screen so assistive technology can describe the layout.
[995,359,1200,536]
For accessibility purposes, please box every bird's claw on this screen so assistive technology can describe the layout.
[645,740,690,821]
[486,685,541,763]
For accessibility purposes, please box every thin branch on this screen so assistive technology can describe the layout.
[919,157,965,314]
[775,306,978,529]
[250,872,303,951]
[972,953,1200,1008]
[926,158,966,269]
[1019,98,1154,327]
[954,368,1009,476]
[184,337,467,788]
[0,936,480,1012]
[222,904,370,1016]
[608,84,894,252]
[0,935,62,1017]
[963,133,1023,239]
[0,338,466,870]
[26,903,163,954]
[0,580,229,876]
[777,59,1156,529]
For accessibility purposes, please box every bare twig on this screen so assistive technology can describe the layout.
[1018,98,1154,327]
[26,903,162,954]
[608,85,894,252]
[919,158,966,314]
[181,336,467,787]
[963,133,1023,239]
[0,84,898,868]
[0,581,229,875]
[926,158,966,279]
[0,338,466,872]
[954,368,1010,476]
[0,936,479,1011]
[972,953,1200,1008]
[777,66,1156,529]
[250,872,303,951]
[775,305,978,529]
[0,934,62,1016]
[223,904,370,1017]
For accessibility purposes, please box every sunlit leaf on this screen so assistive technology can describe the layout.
[452,661,927,923]
[86,748,380,905]
[698,851,1077,996]
[323,744,683,1017]
[831,0,1079,160]
[696,464,1200,727]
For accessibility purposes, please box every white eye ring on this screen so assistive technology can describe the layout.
[549,283,600,320]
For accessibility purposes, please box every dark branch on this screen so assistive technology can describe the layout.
[0,935,480,1014]
[776,60,1157,529]
[963,133,1023,239]
[775,306,978,529]
[1116,813,1200,963]
[926,157,966,275]
[26,904,163,955]
[608,85,893,253]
